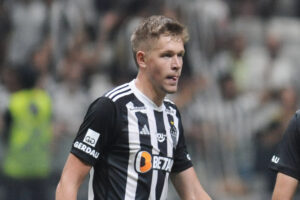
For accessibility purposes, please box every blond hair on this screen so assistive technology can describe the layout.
[131,15,189,66]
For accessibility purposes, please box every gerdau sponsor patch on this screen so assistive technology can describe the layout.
[74,141,100,159]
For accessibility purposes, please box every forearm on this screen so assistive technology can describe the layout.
[55,154,91,200]
[191,186,211,200]
[178,181,211,200]
[171,167,211,200]
[55,180,79,200]
[272,173,298,200]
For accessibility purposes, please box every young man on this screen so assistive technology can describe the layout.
[270,111,300,200]
[56,15,211,200]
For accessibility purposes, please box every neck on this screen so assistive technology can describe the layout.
[135,73,165,107]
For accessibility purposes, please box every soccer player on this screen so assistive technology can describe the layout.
[56,15,211,200]
[270,111,300,200]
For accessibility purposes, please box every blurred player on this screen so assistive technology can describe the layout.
[56,15,211,200]
[270,110,300,200]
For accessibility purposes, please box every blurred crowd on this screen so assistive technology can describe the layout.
[1,0,300,199]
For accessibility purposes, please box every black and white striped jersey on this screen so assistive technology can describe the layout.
[71,80,193,200]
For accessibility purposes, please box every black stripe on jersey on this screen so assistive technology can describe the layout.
[105,101,130,200]
[135,111,152,199]
[154,110,168,200]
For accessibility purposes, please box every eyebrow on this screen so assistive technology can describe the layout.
[160,49,185,55]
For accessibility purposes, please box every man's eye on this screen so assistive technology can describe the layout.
[162,53,172,57]
[178,53,184,57]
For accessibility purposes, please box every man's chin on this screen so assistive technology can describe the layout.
[164,87,178,94]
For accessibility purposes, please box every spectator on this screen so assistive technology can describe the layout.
[1,64,53,200]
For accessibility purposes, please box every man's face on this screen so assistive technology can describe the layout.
[144,35,185,96]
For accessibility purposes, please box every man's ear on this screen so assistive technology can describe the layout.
[136,51,146,69]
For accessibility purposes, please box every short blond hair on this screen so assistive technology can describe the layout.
[131,15,189,66]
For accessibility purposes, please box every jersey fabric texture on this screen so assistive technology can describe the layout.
[71,80,193,200]
[269,110,300,180]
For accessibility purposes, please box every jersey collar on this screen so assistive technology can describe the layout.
[130,80,164,111]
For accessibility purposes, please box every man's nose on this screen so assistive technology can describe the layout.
[171,56,182,70]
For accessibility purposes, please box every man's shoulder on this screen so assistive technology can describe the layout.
[285,110,300,137]
[102,82,133,103]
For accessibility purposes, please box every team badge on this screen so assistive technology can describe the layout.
[169,121,177,147]
[170,121,177,137]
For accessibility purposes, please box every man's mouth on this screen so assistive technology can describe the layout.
[167,76,178,81]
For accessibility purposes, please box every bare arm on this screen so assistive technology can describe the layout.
[272,172,299,200]
[171,167,211,200]
[56,154,91,200]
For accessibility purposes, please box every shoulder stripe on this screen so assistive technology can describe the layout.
[106,85,130,99]
[112,90,133,102]
[110,88,131,100]
[105,83,129,98]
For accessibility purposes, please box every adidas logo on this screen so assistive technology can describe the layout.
[140,125,150,135]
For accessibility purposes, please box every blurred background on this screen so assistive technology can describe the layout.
[1,0,300,199]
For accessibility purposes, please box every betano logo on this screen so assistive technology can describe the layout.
[135,151,152,173]
[134,151,174,173]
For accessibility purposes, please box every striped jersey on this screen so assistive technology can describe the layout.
[71,80,193,200]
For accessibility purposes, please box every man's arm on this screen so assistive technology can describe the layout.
[56,153,91,200]
[171,167,211,200]
[272,172,299,200]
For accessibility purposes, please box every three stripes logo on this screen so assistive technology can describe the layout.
[140,125,150,135]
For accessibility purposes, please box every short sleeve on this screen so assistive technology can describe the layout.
[269,112,300,180]
[71,97,117,166]
[171,111,193,173]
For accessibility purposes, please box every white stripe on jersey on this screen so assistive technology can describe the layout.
[160,104,174,199]
[172,107,180,145]
[163,104,175,157]
[105,83,129,98]
[88,168,95,200]
[161,175,169,200]
[107,86,130,99]
[148,107,159,200]
[165,105,179,146]
[112,90,133,102]
[124,102,140,200]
